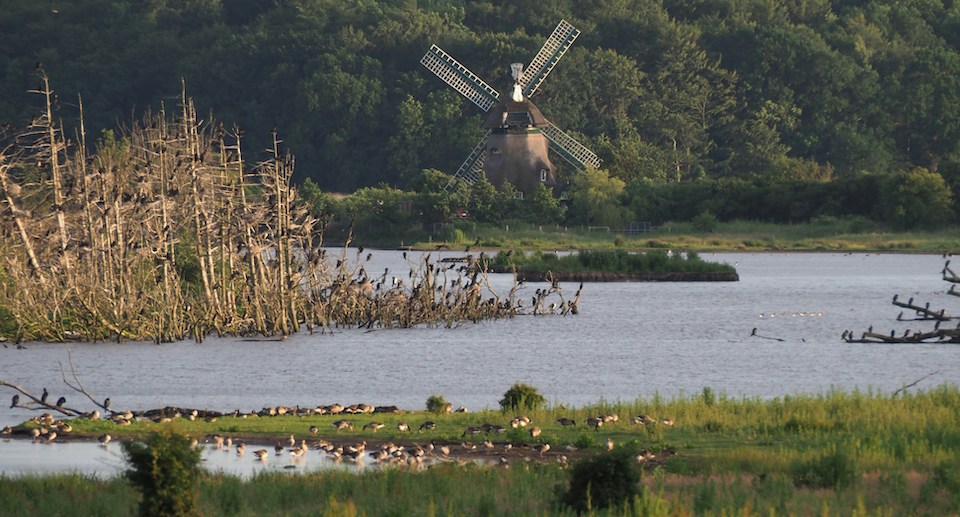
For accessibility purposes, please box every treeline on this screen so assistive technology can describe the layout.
[305,166,954,235]
[1,0,958,197]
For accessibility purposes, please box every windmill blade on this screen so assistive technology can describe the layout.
[542,122,602,171]
[421,45,500,112]
[445,131,491,191]
[520,20,581,98]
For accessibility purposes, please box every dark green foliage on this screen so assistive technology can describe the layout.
[561,444,643,512]
[490,250,736,275]
[691,211,718,232]
[499,383,545,412]
[1,0,959,228]
[123,429,203,517]
[426,395,450,414]
[791,447,858,490]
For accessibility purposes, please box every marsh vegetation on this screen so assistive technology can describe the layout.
[3,387,959,515]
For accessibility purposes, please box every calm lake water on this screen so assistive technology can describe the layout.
[1,251,958,476]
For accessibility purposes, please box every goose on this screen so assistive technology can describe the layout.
[253,449,269,461]
[556,417,576,427]
[528,427,542,438]
[419,421,436,432]
[533,443,550,456]
[309,425,319,435]
[98,434,111,446]
[275,441,284,455]
[236,442,246,456]
[45,431,58,443]
[396,422,409,432]
[1,426,12,434]
[363,422,385,432]
[586,417,603,430]
[31,428,41,441]
[289,448,305,460]
[288,434,296,447]
[334,420,354,432]
[606,438,615,451]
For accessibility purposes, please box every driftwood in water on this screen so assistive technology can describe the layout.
[844,262,960,344]
[892,294,950,321]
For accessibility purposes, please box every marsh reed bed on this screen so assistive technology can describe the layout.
[0,78,554,343]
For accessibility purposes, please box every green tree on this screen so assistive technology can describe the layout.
[529,183,565,224]
[566,168,632,227]
[884,168,955,229]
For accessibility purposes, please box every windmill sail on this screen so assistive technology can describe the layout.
[421,45,500,112]
[520,20,580,98]
[445,132,490,190]
[542,122,602,171]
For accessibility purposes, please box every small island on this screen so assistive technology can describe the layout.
[487,249,739,282]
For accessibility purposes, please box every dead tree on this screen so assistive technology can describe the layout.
[844,260,960,344]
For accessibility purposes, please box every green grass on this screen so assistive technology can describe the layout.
[6,386,960,515]
[402,220,960,253]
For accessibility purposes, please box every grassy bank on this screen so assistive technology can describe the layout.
[6,386,960,515]
[351,219,960,253]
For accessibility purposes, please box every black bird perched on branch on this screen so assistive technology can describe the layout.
[103,398,111,410]
[56,396,66,407]
[40,388,48,404]
[10,394,18,408]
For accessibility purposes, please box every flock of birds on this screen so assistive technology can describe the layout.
[4,393,678,468]
[6,403,681,469]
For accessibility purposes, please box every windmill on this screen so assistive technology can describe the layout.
[420,20,602,197]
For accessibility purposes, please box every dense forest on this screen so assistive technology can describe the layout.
[1,0,958,227]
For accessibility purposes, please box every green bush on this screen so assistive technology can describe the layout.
[561,444,642,512]
[791,447,858,490]
[425,395,450,414]
[691,211,719,232]
[499,383,546,412]
[123,428,202,517]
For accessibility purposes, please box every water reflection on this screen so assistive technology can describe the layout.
[0,437,422,479]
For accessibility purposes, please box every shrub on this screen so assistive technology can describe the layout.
[791,447,858,490]
[499,383,545,412]
[691,211,719,232]
[123,429,202,517]
[426,395,450,414]
[561,444,642,512]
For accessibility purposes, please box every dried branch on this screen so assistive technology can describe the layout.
[893,371,941,397]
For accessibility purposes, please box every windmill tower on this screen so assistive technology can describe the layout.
[421,20,602,197]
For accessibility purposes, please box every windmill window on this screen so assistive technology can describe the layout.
[505,112,532,126]
[540,169,548,182]
[489,147,502,155]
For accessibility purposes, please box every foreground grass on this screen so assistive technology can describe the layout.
[7,386,960,515]
[397,220,960,253]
